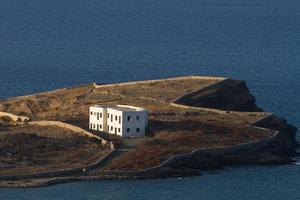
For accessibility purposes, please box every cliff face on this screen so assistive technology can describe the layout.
[252,115,298,156]
[175,79,263,112]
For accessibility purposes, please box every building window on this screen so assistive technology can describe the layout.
[111,114,113,122]
[136,116,139,121]
[100,124,102,129]
[97,113,99,120]
[119,116,121,124]
[111,126,113,131]
[118,128,121,133]
[127,116,131,121]
[136,128,140,132]
[90,123,92,129]
[115,115,117,121]
[90,112,93,115]
[100,113,102,118]
[93,124,95,129]
[127,128,130,133]
[97,124,99,130]
[108,113,109,118]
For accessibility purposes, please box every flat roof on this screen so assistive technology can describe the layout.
[92,104,147,112]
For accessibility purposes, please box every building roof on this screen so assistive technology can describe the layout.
[92,104,147,112]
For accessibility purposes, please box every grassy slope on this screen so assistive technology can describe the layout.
[0,125,108,176]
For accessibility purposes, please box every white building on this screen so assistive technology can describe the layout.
[89,105,148,137]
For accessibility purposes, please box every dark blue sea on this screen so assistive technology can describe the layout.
[0,0,299,199]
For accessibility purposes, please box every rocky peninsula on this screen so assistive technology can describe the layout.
[0,76,297,188]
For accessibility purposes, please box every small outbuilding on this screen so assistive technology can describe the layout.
[89,105,148,137]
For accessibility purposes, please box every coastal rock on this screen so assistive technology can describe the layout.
[175,79,263,112]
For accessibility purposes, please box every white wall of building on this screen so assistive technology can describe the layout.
[89,105,148,138]
[89,106,106,131]
[107,108,123,136]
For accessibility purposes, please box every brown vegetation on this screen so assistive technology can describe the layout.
[0,126,109,176]
[0,116,14,127]
[107,115,273,170]
[0,78,220,121]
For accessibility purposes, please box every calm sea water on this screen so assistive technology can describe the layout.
[0,0,299,199]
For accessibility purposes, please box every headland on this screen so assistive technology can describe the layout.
[0,76,297,187]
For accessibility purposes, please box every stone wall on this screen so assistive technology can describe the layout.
[93,76,226,88]
[28,121,110,146]
[170,101,271,117]
[97,113,279,178]
[173,78,229,103]
[0,149,115,181]
[1,83,93,102]
[99,131,280,178]
[0,118,117,181]
[170,78,235,114]
[0,111,30,123]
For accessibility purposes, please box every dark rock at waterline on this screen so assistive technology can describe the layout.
[175,79,263,112]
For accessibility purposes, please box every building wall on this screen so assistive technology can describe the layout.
[89,106,148,137]
[89,107,106,131]
[122,111,147,137]
[106,108,123,136]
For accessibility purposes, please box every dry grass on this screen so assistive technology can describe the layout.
[0,78,218,120]
[1,124,86,139]
[0,126,109,176]
[0,116,16,127]
[106,115,273,170]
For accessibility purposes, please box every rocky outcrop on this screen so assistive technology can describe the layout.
[174,79,263,112]
[251,115,298,156]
